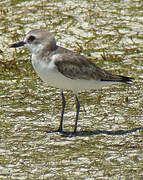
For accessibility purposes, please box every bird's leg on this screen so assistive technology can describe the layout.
[57,90,66,132]
[74,95,80,134]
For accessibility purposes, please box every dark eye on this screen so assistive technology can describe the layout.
[27,35,36,42]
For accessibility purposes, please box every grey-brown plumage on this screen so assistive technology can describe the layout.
[54,52,133,82]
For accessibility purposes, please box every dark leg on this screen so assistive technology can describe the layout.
[57,90,66,132]
[74,95,80,134]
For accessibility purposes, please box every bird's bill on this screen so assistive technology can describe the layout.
[10,41,26,48]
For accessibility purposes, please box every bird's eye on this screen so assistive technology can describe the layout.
[27,35,36,42]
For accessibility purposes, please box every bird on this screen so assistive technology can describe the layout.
[10,29,133,134]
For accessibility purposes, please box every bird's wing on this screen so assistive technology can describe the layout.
[53,53,133,82]
[53,53,109,80]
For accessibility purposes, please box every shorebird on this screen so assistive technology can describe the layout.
[10,29,133,134]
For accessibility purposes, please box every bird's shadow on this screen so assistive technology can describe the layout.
[46,127,143,137]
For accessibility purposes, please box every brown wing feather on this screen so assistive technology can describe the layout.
[54,53,133,82]
[54,53,109,80]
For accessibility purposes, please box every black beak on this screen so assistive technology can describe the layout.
[10,41,26,48]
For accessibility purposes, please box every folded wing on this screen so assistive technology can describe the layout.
[54,53,133,82]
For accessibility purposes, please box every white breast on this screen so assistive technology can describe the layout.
[31,54,75,90]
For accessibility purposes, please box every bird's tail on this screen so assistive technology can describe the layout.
[101,75,134,83]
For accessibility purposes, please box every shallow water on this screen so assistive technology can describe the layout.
[0,0,143,179]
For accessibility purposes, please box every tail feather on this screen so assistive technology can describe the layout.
[101,75,134,83]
